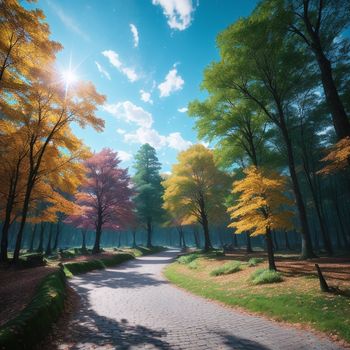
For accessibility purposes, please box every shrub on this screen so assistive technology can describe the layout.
[210,261,242,276]
[250,268,283,285]
[178,253,200,265]
[188,260,199,269]
[247,257,264,267]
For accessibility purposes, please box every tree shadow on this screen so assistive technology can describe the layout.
[214,331,272,350]
[63,306,170,349]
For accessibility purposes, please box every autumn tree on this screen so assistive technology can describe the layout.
[163,145,230,252]
[133,144,165,248]
[228,166,293,270]
[70,149,134,254]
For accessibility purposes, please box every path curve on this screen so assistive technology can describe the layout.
[57,250,343,350]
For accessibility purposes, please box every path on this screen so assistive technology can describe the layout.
[57,250,343,350]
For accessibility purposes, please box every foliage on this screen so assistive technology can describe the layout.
[247,257,264,267]
[227,166,293,236]
[249,268,283,285]
[0,269,66,349]
[188,260,200,270]
[210,261,242,276]
[133,144,165,246]
[318,137,350,174]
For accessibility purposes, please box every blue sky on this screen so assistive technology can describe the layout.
[29,0,258,173]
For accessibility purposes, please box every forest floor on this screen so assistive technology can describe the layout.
[165,250,350,347]
[0,248,135,327]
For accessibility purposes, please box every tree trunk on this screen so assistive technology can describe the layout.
[28,224,37,252]
[333,196,350,249]
[284,230,291,250]
[81,229,87,251]
[45,223,53,256]
[246,232,253,253]
[233,233,238,248]
[177,227,182,248]
[93,219,102,254]
[182,229,186,249]
[279,117,315,258]
[146,217,152,248]
[132,230,137,248]
[273,230,279,251]
[193,227,200,248]
[52,222,61,251]
[37,222,45,253]
[315,263,330,293]
[265,228,276,271]
[201,214,212,252]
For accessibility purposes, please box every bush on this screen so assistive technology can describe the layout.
[247,257,264,267]
[210,261,242,276]
[250,268,283,285]
[18,253,46,268]
[188,260,199,269]
[177,253,200,265]
[63,253,133,276]
[0,270,66,349]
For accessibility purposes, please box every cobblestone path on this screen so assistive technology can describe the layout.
[57,250,343,350]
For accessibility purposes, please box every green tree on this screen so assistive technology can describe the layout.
[163,145,231,252]
[195,6,317,258]
[133,144,165,247]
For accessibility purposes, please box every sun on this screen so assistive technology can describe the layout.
[61,69,78,87]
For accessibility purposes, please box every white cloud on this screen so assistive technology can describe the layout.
[130,24,139,47]
[116,128,126,134]
[152,0,195,31]
[124,128,191,151]
[158,67,184,97]
[117,150,132,162]
[47,0,90,41]
[104,101,153,128]
[140,89,153,104]
[178,107,188,113]
[95,61,111,80]
[102,50,139,82]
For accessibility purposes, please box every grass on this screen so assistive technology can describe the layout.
[249,268,283,285]
[188,259,200,269]
[247,257,264,267]
[0,269,66,349]
[177,252,200,264]
[164,255,350,344]
[210,261,242,276]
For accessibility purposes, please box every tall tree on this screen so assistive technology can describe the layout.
[69,149,134,254]
[227,166,293,270]
[163,145,231,252]
[198,8,316,257]
[133,144,164,248]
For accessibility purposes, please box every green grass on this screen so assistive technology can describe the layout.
[188,259,200,269]
[164,263,350,344]
[249,268,283,285]
[127,246,165,257]
[247,257,264,267]
[0,270,66,349]
[210,261,242,276]
[177,253,201,264]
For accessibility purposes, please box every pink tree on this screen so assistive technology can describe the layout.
[69,148,134,253]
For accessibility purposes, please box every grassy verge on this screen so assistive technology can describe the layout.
[164,254,350,343]
[0,269,66,349]
[119,245,166,257]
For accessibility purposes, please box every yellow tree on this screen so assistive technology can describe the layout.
[163,144,231,251]
[0,66,105,262]
[0,0,61,91]
[227,166,293,270]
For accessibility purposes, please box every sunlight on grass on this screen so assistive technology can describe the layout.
[249,268,283,285]
[210,261,242,276]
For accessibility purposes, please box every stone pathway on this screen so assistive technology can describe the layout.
[57,250,344,350]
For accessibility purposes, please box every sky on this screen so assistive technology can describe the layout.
[27,0,258,173]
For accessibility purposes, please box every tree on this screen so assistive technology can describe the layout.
[284,0,350,140]
[227,166,293,270]
[163,145,231,252]
[199,8,317,258]
[133,144,165,248]
[70,149,134,254]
